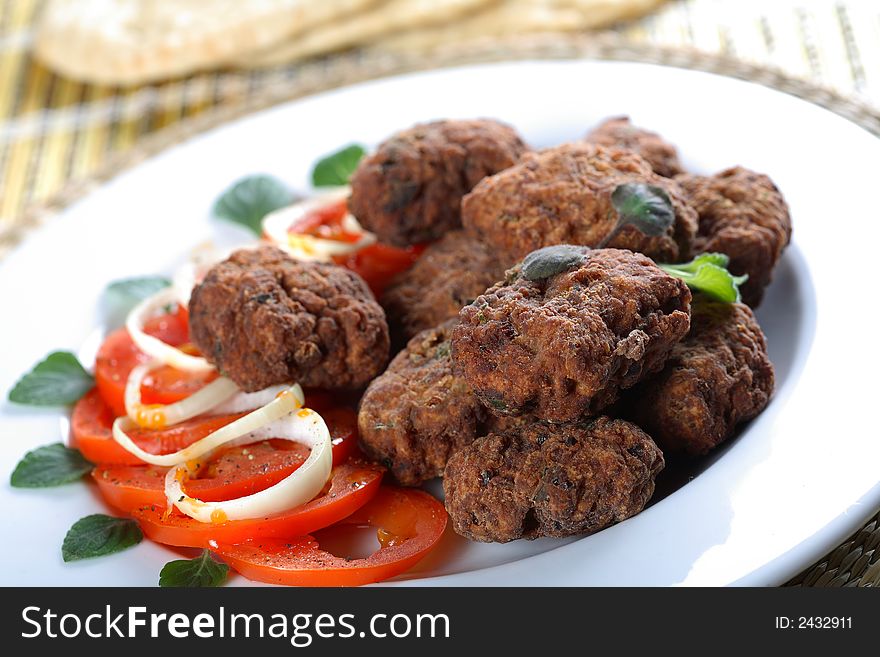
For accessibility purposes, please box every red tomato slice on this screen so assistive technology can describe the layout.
[94,310,216,416]
[333,243,425,297]
[134,460,384,548]
[215,486,447,587]
[70,389,245,465]
[93,440,310,512]
[289,198,363,243]
[321,406,359,467]
[73,386,356,467]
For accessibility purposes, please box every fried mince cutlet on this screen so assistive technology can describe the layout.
[676,166,792,307]
[585,116,684,178]
[358,320,521,486]
[452,246,692,423]
[461,142,696,265]
[444,416,664,543]
[349,119,528,246]
[626,299,774,455]
[381,230,507,343]
[189,245,389,391]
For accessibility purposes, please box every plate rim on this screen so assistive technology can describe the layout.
[2,57,879,587]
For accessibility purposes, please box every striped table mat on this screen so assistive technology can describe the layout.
[2,0,880,227]
[1,0,879,586]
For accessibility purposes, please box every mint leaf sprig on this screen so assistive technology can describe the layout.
[213,174,293,236]
[599,182,676,248]
[105,275,171,318]
[159,549,229,587]
[62,514,143,562]
[660,253,748,303]
[311,144,366,187]
[8,351,93,406]
[10,443,92,488]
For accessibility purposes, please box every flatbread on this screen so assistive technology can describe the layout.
[377,0,668,54]
[34,0,378,85]
[235,0,496,67]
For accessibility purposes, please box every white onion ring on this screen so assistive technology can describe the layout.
[164,408,332,523]
[172,243,233,308]
[112,384,305,467]
[126,287,214,372]
[124,360,240,429]
[262,188,375,261]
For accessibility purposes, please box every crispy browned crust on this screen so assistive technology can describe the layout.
[626,299,774,455]
[443,416,664,542]
[676,166,792,306]
[461,142,696,265]
[585,116,684,178]
[451,247,692,423]
[381,230,507,343]
[357,320,518,486]
[189,245,389,391]
[349,119,528,246]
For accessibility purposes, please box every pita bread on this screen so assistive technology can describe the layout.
[377,0,667,54]
[235,0,495,67]
[34,0,378,85]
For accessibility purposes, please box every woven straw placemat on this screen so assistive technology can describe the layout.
[2,33,878,586]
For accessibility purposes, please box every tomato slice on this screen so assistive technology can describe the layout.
[93,440,310,512]
[321,406,359,467]
[70,389,245,465]
[134,460,384,548]
[289,198,363,243]
[214,486,447,587]
[333,243,425,297]
[94,310,216,416]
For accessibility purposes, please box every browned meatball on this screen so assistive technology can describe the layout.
[461,143,696,265]
[676,166,792,306]
[357,321,519,486]
[349,119,528,246]
[585,116,685,178]
[189,246,389,391]
[443,417,664,543]
[451,246,692,423]
[381,230,507,343]
[626,299,774,455]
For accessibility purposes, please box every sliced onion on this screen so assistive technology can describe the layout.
[262,188,375,261]
[164,407,333,523]
[211,384,291,414]
[172,243,230,308]
[112,384,305,467]
[126,287,214,372]
[124,360,240,429]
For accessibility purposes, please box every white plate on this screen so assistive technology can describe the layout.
[1,60,878,587]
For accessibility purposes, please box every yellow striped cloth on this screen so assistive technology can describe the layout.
[1,0,879,230]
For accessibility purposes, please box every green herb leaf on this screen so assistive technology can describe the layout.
[10,443,93,488]
[159,549,228,587]
[8,352,94,406]
[311,144,366,187]
[213,174,292,235]
[660,253,748,303]
[62,514,143,562]
[521,245,588,281]
[599,183,675,247]
[104,276,171,325]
